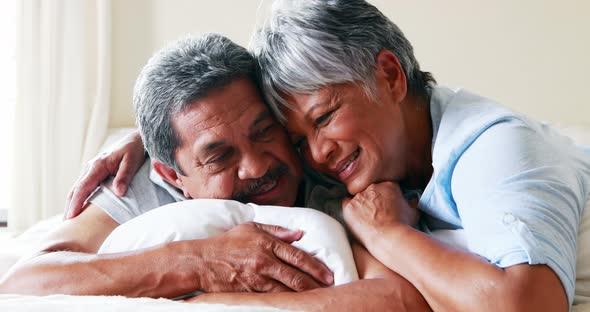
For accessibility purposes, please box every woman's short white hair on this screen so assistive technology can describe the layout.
[251,0,435,122]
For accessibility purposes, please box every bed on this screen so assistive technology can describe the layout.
[1,124,590,311]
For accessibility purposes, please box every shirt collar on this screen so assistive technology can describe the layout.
[147,159,188,202]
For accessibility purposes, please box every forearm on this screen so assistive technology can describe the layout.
[363,225,564,312]
[0,241,201,298]
[189,278,430,312]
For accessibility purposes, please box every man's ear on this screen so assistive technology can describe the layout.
[375,49,407,104]
[152,160,189,197]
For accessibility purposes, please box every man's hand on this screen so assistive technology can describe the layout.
[194,222,334,293]
[65,130,146,219]
[343,182,419,246]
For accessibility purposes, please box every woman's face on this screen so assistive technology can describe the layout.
[283,68,410,194]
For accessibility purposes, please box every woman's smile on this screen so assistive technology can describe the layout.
[332,148,360,181]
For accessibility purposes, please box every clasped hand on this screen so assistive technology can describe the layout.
[193,221,334,293]
[343,181,419,246]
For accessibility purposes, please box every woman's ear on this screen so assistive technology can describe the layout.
[152,160,190,197]
[375,49,407,103]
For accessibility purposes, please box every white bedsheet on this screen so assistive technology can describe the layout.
[1,294,590,311]
[0,294,287,311]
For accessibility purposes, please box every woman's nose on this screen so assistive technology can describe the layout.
[308,134,335,166]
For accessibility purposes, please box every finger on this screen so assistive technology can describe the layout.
[65,176,88,219]
[341,197,352,208]
[265,262,323,292]
[256,279,292,293]
[272,242,334,286]
[63,188,75,220]
[112,156,133,196]
[67,163,111,219]
[254,222,303,243]
[267,283,292,293]
[66,187,88,219]
[64,167,90,218]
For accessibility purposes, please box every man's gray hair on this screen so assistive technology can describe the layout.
[251,0,435,121]
[134,34,256,174]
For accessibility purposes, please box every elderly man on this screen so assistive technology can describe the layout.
[0,34,330,297]
[0,34,430,311]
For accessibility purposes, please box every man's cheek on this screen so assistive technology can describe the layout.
[206,175,236,200]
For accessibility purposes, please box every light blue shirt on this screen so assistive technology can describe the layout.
[420,86,590,305]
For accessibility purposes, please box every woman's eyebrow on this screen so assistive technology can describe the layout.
[304,91,341,120]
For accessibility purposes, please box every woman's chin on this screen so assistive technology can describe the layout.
[345,171,387,195]
[346,179,369,195]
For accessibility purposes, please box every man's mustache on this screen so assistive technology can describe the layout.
[232,163,289,203]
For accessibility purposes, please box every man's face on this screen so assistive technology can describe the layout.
[168,78,302,207]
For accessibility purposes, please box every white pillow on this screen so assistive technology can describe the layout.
[99,199,359,286]
[99,196,590,301]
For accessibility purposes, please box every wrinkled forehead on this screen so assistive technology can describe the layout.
[182,104,267,143]
[172,78,269,142]
[180,99,253,131]
[281,84,343,124]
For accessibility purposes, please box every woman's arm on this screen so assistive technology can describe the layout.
[187,242,431,312]
[65,129,146,219]
[343,182,568,312]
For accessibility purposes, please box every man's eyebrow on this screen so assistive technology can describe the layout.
[202,140,226,153]
[250,110,272,130]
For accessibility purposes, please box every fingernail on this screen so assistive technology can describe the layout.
[293,230,304,239]
[324,273,334,285]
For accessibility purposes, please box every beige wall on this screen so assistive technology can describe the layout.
[109,0,590,128]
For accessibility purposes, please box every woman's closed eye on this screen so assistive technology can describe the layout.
[314,110,334,127]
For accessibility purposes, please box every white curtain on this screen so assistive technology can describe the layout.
[10,0,112,233]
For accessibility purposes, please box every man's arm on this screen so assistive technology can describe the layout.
[0,204,201,297]
[187,242,432,312]
[0,205,334,297]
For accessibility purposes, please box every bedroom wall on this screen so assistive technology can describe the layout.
[109,0,590,128]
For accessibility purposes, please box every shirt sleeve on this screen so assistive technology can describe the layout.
[451,120,588,304]
[88,160,167,224]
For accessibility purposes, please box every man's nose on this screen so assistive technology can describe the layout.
[237,147,272,180]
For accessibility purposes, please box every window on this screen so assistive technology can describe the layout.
[0,1,17,227]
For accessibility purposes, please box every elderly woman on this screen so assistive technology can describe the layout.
[67,0,590,310]
[249,0,590,311]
